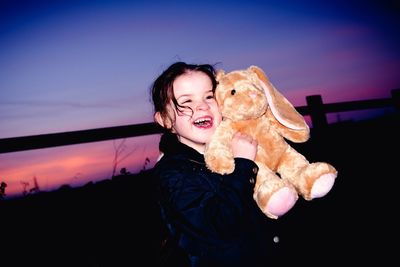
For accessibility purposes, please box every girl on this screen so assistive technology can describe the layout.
[151,62,281,267]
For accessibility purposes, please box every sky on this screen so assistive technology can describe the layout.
[1,0,399,198]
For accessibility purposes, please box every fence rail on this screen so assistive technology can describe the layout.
[0,89,399,154]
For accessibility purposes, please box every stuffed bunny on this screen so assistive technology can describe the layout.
[204,66,337,219]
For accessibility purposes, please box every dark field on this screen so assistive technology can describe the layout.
[1,114,398,266]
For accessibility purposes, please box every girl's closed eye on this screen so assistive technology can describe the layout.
[177,96,192,106]
[205,92,215,100]
[179,100,193,111]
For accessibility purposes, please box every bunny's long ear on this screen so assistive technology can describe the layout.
[215,69,225,82]
[248,65,308,130]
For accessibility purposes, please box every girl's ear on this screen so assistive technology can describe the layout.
[155,112,173,129]
[154,112,165,128]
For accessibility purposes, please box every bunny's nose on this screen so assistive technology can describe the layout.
[249,92,258,99]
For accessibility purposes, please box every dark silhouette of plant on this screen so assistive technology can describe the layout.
[111,139,137,178]
[0,181,7,199]
[120,167,130,175]
[20,181,29,196]
[29,176,40,194]
[19,176,41,196]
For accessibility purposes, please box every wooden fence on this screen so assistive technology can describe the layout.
[0,89,399,154]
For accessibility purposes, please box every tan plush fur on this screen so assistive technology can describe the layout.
[204,66,338,219]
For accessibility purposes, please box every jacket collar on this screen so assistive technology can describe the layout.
[159,132,205,163]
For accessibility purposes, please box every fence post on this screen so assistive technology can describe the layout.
[391,89,400,111]
[306,94,328,129]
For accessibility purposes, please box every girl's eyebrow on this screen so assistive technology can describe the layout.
[176,94,192,100]
[176,89,213,99]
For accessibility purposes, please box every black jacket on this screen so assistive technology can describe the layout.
[153,132,282,267]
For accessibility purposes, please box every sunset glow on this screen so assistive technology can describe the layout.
[0,135,160,198]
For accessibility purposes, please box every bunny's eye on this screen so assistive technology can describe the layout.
[231,89,236,95]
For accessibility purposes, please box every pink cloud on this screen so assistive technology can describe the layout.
[0,135,161,198]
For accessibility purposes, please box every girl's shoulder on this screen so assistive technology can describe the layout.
[154,152,193,172]
[154,152,210,179]
[156,152,189,164]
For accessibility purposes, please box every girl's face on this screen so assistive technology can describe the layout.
[165,71,221,153]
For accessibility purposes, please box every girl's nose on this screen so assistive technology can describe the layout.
[196,100,210,110]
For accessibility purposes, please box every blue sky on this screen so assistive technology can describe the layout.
[0,0,399,197]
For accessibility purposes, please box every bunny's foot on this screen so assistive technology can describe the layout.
[254,178,298,219]
[265,187,298,218]
[310,172,337,199]
[293,162,338,200]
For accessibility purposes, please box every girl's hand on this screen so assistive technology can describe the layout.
[231,132,258,161]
